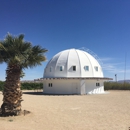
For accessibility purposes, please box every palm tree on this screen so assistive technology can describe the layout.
[0,43,3,48]
[0,33,47,116]
[0,43,5,50]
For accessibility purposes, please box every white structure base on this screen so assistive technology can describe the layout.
[43,79,105,95]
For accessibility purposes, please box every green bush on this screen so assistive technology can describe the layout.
[0,81,4,91]
[104,82,130,90]
[21,82,43,90]
[0,81,43,91]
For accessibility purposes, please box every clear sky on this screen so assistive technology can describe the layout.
[0,0,130,81]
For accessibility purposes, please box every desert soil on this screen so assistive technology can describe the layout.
[0,90,130,130]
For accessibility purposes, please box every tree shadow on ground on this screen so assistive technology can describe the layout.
[23,91,43,95]
[23,91,79,96]
[0,109,31,117]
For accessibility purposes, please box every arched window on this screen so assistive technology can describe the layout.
[60,66,64,71]
[84,66,89,71]
[95,66,98,71]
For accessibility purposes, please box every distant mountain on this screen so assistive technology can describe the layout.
[118,80,130,83]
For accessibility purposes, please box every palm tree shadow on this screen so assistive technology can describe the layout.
[23,91,79,96]
[23,91,43,95]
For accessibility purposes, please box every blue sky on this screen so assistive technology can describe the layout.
[0,0,130,81]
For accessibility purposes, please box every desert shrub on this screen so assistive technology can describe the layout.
[0,81,4,91]
[104,82,130,90]
[21,82,43,90]
[0,81,43,91]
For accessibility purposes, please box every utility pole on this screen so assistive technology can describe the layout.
[115,74,117,82]
[124,53,127,87]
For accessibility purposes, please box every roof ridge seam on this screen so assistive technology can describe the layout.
[75,49,82,77]
[54,52,63,77]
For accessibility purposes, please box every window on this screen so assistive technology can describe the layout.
[48,83,53,87]
[95,66,98,71]
[60,66,64,71]
[84,66,89,71]
[73,66,76,71]
[96,83,100,86]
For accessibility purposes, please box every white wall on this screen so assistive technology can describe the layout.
[85,80,104,94]
[43,79,81,94]
[80,80,86,95]
[43,79,105,95]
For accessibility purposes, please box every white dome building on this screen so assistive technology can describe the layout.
[43,48,112,95]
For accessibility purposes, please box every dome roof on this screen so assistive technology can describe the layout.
[44,49,103,78]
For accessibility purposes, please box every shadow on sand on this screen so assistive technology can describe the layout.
[23,91,43,95]
[23,91,79,96]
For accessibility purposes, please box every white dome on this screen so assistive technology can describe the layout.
[44,49,103,78]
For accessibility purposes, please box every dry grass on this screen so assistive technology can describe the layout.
[0,90,130,130]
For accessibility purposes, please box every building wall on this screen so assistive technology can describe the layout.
[43,79,81,94]
[84,80,104,94]
[43,79,105,95]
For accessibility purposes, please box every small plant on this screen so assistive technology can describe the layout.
[21,82,43,90]
[0,81,4,91]
[104,82,130,90]
[8,119,13,122]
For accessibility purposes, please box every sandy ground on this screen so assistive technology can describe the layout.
[0,90,130,130]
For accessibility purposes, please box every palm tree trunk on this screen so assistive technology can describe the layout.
[1,64,22,116]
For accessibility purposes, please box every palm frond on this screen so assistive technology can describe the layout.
[0,33,48,69]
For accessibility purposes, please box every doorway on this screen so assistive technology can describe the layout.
[71,83,78,94]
